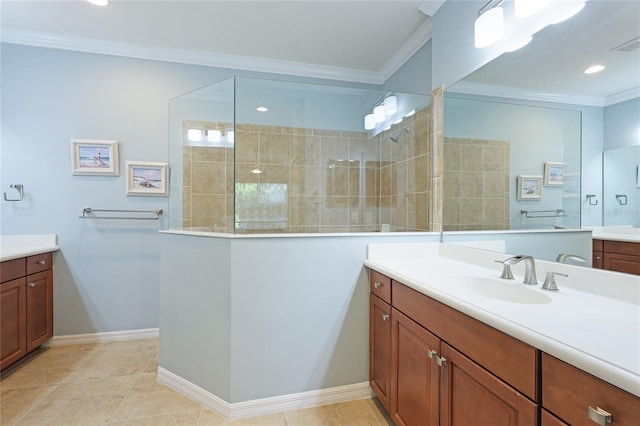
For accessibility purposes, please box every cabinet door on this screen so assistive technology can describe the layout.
[26,270,53,351]
[390,308,439,426]
[370,294,392,410]
[440,343,537,426]
[0,278,27,370]
[603,252,640,275]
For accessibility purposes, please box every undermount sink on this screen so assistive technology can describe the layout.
[451,277,552,305]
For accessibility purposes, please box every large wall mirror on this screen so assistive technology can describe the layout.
[442,0,640,260]
[440,0,639,259]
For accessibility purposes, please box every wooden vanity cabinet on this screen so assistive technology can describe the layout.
[369,270,392,411]
[593,239,640,275]
[542,354,640,426]
[0,252,53,370]
[592,239,603,269]
[369,269,538,426]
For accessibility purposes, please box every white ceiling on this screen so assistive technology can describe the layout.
[0,0,446,84]
[450,0,640,106]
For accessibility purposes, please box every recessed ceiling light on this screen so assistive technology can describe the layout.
[584,65,605,74]
[86,0,110,6]
[256,106,268,112]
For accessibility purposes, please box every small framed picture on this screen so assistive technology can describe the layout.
[71,139,119,176]
[544,161,566,186]
[517,175,542,200]
[126,161,169,196]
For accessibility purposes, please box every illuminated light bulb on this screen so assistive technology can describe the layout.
[474,6,504,48]
[207,130,221,142]
[514,0,550,19]
[384,96,397,115]
[364,114,376,130]
[373,105,385,123]
[584,65,605,74]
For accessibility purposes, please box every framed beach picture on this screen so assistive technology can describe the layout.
[71,139,119,176]
[126,161,168,196]
[517,175,542,200]
[544,161,566,186]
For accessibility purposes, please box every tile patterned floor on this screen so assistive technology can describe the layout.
[0,339,393,425]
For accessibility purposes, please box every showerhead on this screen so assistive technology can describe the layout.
[390,127,410,143]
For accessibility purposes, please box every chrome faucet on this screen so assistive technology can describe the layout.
[502,255,538,285]
[556,253,587,264]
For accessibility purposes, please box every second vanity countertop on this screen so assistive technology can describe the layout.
[0,234,60,262]
[364,243,640,398]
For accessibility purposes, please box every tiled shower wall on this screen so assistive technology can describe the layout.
[181,105,432,233]
[442,137,510,231]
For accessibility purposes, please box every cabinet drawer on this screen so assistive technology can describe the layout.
[541,409,568,426]
[26,252,52,275]
[603,240,639,256]
[393,281,539,401]
[1,258,26,283]
[542,353,640,426]
[592,239,603,252]
[369,270,391,303]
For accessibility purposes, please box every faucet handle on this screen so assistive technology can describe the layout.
[542,272,568,291]
[495,260,514,280]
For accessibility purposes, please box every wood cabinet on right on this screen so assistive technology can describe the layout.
[593,239,640,275]
[542,353,640,426]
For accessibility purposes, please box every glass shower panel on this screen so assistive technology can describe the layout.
[169,76,432,234]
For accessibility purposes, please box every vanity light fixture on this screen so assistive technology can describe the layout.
[250,166,263,174]
[86,0,110,5]
[404,109,416,117]
[552,1,586,24]
[505,36,533,52]
[584,65,605,74]
[226,130,235,143]
[514,0,550,19]
[373,105,386,123]
[474,0,504,48]
[364,114,376,130]
[384,96,397,116]
[256,106,268,112]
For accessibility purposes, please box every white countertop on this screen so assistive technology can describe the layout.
[365,243,640,398]
[587,225,640,243]
[0,234,60,261]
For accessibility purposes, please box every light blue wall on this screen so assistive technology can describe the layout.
[159,232,441,403]
[382,41,432,95]
[0,44,380,335]
[604,97,640,150]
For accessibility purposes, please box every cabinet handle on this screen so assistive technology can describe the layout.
[28,282,36,288]
[373,282,382,289]
[595,256,602,260]
[588,406,613,425]
[435,356,447,367]
[427,349,437,359]
[37,260,46,265]
[381,314,390,321]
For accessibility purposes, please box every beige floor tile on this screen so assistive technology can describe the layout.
[109,373,202,422]
[65,340,157,382]
[286,399,379,426]
[15,394,124,425]
[366,398,393,425]
[197,409,287,426]
[107,409,202,425]
[0,384,57,425]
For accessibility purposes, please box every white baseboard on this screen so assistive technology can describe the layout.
[157,367,374,420]
[45,328,159,347]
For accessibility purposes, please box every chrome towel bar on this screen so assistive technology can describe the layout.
[79,207,163,220]
[520,209,568,218]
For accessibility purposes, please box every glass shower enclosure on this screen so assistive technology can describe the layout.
[168,77,433,234]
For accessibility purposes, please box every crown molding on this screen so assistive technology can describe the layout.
[378,20,433,83]
[604,87,640,107]
[447,81,612,107]
[1,25,428,85]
